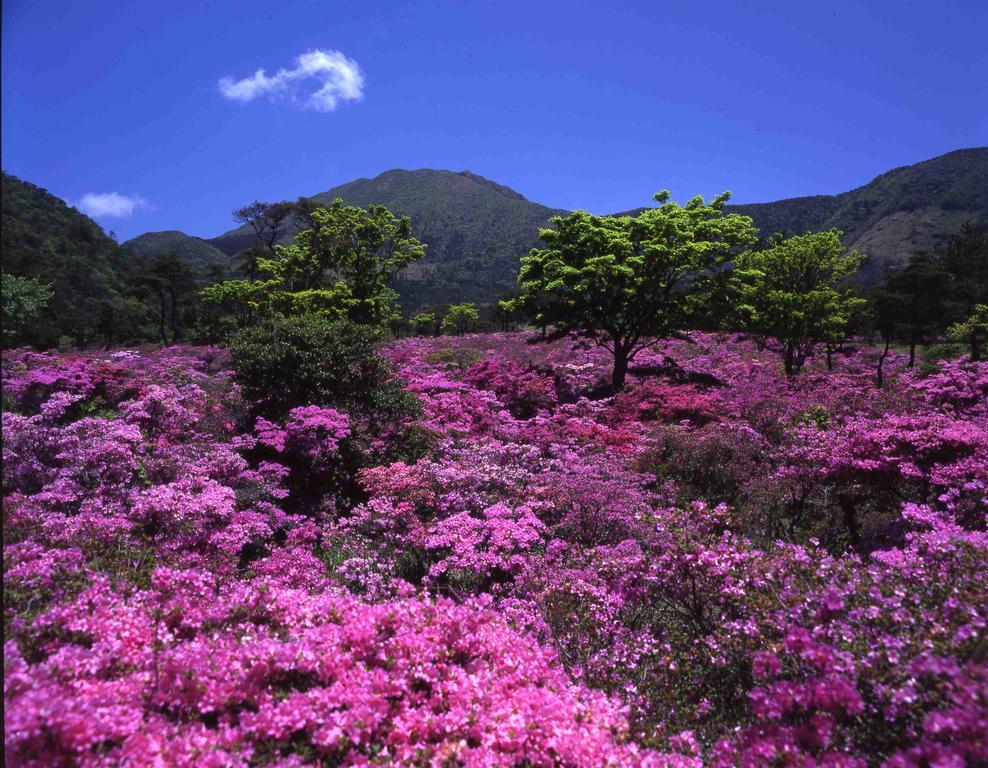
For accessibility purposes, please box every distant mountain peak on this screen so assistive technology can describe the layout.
[122,147,986,308]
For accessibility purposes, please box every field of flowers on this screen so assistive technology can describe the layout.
[3,333,986,767]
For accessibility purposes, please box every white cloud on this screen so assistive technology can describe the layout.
[77,192,150,218]
[218,49,364,112]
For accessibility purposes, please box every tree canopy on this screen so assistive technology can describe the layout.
[204,199,426,328]
[732,230,864,374]
[511,190,757,390]
[441,303,480,335]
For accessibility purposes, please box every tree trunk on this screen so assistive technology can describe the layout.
[157,291,167,344]
[168,288,181,342]
[611,344,629,392]
[972,331,982,362]
[784,346,796,376]
[908,329,918,368]
[825,345,833,371]
[876,336,891,388]
[838,495,863,552]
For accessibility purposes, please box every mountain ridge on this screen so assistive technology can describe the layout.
[109,146,988,305]
[205,167,569,307]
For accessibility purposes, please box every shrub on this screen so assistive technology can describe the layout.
[229,315,419,424]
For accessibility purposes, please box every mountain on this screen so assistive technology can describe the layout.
[733,147,988,280]
[131,148,987,308]
[208,169,568,307]
[619,148,988,282]
[1,171,150,346]
[123,230,233,277]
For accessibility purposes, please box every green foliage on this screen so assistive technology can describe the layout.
[229,314,420,422]
[440,303,479,335]
[2,273,53,345]
[728,148,988,281]
[209,169,569,310]
[411,312,437,336]
[946,304,988,361]
[794,405,831,431]
[123,231,232,277]
[135,253,198,343]
[512,190,757,389]
[207,199,426,327]
[870,250,948,366]
[938,222,988,317]
[1,172,150,347]
[733,231,865,374]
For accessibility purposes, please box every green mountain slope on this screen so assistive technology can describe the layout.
[123,230,233,277]
[209,169,568,307]
[728,147,988,280]
[132,147,987,309]
[1,172,149,346]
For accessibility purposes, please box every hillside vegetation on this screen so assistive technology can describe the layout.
[209,169,568,307]
[732,147,988,280]
[123,230,233,277]
[1,172,147,346]
[118,149,988,306]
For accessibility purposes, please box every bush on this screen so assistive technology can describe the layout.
[230,315,419,423]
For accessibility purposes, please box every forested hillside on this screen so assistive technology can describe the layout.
[209,169,567,307]
[123,230,233,277]
[1,172,148,346]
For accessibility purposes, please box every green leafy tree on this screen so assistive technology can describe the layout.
[441,303,480,335]
[411,312,437,336]
[2,273,53,346]
[947,304,988,361]
[495,295,521,332]
[209,200,426,328]
[733,231,864,375]
[511,191,757,390]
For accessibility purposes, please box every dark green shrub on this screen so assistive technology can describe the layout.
[230,315,419,423]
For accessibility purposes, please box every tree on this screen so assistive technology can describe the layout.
[495,295,520,332]
[441,303,479,335]
[875,252,948,367]
[2,273,52,346]
[411,312,437,336]
[938,223,988,357]
[233,201,297,256]
[732,231,864,375]
[946,304,988,361]
[229,315,419,423]
[511,191,757,390]
[870,283,905,388]
[210,199,426,328]
[137,254,197,343]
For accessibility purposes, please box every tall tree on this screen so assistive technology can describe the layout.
[138,254,197,343]
[441,303,480,335]
[206,200,426,327]
[947,304,988,362]
[938,223,988,358]
[233,201,297,256]
[1,273,53,346]
[877,252,948,366]
[732,231,864,375]
[512,191,756,390]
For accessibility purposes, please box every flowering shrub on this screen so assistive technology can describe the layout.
[4,334,986,766]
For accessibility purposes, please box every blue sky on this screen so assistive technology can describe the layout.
[3,0,986,241]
